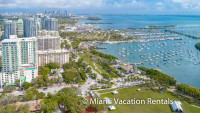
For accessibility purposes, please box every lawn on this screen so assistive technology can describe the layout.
[97,88,118,93]
[100,87,200,113]
[79,53,94,64]
[79,53,107,75]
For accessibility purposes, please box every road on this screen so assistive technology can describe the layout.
[80,74,96,92]
[11,84,79,96]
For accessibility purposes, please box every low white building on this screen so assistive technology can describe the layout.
[170,101,183,112]
[108,105,116,111]
[120,65,133,73]
[112,90,118,95]
[89,90,95,97]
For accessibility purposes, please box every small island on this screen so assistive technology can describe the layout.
[148,25,177,28]
[85,22,115,25]
[165,30,200,39]
[195,42,200,50]
[127,27,163,30]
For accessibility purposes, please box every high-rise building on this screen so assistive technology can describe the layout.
[0,35,38,87]
[35,18,41,32]
[33,14,48,30]
[35,13,43,18]
[3,20,16,39]
[37,30,59,37]
[37,35,61,51]
[36,30,69,67]
[23,18,37,37]
[65,10,68,16]
[17,19,23,36]
[45,18,58,31]
[41,15,49,30]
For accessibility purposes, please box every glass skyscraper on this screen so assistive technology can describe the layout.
[17,19,23,36]
[41,15,49,30]
[3,20,16,39]
[45,18,58,31]
[23,18,37,37]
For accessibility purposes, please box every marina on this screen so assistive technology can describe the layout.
[80,15,200,88]
[97,29,200,89]
[129,29,183,41]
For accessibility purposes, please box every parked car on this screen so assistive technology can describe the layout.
[43,88,48,91]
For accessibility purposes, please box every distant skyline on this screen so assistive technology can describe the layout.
[1,0,200,15]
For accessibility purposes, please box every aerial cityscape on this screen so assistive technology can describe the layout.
[0,0,200,113]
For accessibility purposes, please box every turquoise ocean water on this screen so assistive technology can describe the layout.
[79,15,200,88]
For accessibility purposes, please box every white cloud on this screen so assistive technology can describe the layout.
[0,0,105,9]
[156,2,163,6]
[113,0,145,9]
[156,2,164,10]
[171,0,200,9]
[1,0,200,14]
[131,0,144,7]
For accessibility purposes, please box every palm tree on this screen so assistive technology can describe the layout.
[58,76,63,85]
[3,82,7,87]
[15,79,20,87]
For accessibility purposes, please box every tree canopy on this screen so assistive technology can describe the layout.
[0,94,19,105]
[195,42,200,50]
[62,60,87,84]
[56,87,88,112]
[23,88,45,101]
[3,86,15,92]
[39,66,51,76]
[90,46,118,62]
[45,62,60,70]
[18,104,30,113]
[22,82,32,89]
[0,104,16,113]
[177,84,200,100]
[138,67,177,86]
[40,87,88,113]
[41,93,58,113]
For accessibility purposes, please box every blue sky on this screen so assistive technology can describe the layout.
[0,0,200,15]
